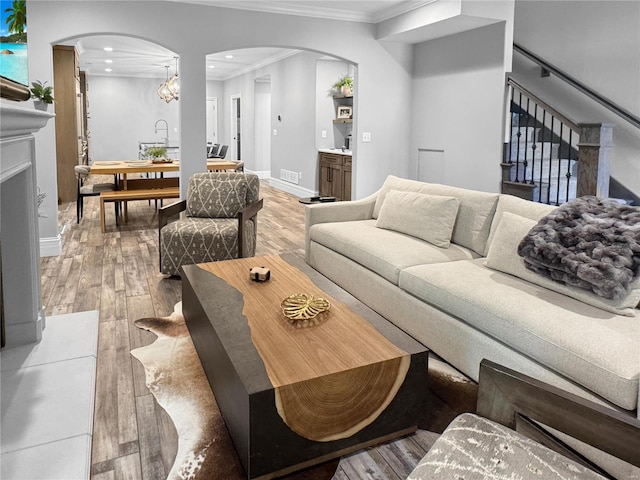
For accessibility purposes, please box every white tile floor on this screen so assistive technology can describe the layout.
[1,311,99,480]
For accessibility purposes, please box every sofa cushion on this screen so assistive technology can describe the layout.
[485,193,556,255]
[486,212,640,316]
[398,259,640,410]
[375,190,460,248]
[372,176,499,255]
[309,220,478,285]
[408,413,606,480]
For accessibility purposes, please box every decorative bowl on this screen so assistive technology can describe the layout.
[281,293,330,322]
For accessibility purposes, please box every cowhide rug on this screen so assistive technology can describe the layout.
[131,302,338,480]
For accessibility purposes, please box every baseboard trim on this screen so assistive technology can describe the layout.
[247,169,271,180]
[268,178,316,198]
[40,234,62,257]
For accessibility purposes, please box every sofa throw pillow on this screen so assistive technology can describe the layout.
[518,196,640,301]
[372,175,499,255]
[375,190,460,248]
[485,212,640,317]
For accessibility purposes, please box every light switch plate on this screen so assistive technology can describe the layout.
[321,130,327,138]
[362,132,371,142]
[273,129,278,136]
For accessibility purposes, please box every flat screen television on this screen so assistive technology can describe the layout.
[0,0,30,101]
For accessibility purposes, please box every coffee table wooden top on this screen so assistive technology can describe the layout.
[195,254,415,442]
[197,255,408,386]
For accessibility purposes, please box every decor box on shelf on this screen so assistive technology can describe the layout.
[304,175,640,420]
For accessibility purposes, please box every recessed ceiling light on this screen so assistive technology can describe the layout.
[105,68,112,72]
[225,55,233,59]
[105,59,113,64]
[208,65,215,69]
[103,47,113,52]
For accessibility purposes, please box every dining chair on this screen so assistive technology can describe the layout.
[207,143,220,158]
[210,144,228,159]
[233,160,244,172]
[74,165,117,223]
[158,172,263,276]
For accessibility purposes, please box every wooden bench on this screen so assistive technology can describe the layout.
[100,187,180,232]
[121,177,179,190]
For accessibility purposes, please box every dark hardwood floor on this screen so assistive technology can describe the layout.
[41,180,439,480]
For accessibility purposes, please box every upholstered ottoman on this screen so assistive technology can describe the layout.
[408,413,606,480]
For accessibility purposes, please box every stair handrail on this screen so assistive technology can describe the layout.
[514,43,640,130]
[507,76,580,131]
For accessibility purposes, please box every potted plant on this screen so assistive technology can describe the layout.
[146,146,170,163]
[332,75,354,96]
[30,80,54,110]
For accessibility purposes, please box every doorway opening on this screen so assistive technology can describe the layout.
[230,94,242,161]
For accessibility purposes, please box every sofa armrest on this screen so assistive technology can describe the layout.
[304,193,377,263]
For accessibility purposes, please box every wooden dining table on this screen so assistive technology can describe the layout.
[91,160,240,230]
[90,159,239,185]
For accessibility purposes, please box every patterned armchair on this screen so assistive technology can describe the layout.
[408,360,640,480]
[159,172,263,276]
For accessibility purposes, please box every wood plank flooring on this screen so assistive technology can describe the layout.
[40,181,439,480]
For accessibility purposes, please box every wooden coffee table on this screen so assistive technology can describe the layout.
[182,254,429,479]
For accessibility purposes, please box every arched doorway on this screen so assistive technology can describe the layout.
[205,47,357,197]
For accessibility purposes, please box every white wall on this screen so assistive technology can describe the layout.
[88,76,180,161]
[28,0,416,245]
[411,22,509,193]
[269,52,320,194]
[513,0,640,196]
[253,78,271,174]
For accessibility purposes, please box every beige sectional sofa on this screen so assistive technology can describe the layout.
[305,175,640,417]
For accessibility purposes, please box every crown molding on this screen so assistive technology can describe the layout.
[221,49,301,81]
[372,0,437,22]
[177,0,437,24]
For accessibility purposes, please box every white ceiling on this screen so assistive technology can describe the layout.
[77,35,302,81]
[72,0,426,81]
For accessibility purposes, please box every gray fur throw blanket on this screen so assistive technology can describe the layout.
[518,196,640,300]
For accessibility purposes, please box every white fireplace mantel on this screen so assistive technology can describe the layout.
[0,102,54,139]
[1,101,54,347]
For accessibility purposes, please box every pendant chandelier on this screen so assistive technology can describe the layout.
[157,57,179,103]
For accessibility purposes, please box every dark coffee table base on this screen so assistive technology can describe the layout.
[182,255,429,479]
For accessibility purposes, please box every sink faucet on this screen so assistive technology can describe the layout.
[154,119,169,145]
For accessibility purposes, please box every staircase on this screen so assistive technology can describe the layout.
[501,76,613,205]
[504,113,577,205]
[503,44,640,206]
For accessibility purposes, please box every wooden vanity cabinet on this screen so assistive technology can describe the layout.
[319,152,352,201]
[342,157,352,201]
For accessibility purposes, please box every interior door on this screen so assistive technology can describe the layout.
[206,97,218,146]
[230,94,242,160]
